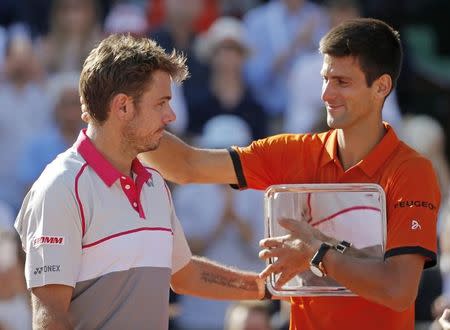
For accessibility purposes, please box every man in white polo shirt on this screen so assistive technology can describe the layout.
[15,34,266,330]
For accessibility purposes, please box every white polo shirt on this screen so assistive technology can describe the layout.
[15,129,192,330]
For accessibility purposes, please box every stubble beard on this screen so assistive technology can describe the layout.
[122,122,160,155]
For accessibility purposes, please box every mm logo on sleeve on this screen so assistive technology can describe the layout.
[33,236,65,248]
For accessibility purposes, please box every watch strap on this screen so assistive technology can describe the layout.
[335,240,352,254]
[310,243,332,267]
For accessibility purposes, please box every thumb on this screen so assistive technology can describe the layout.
[278,218,301,233]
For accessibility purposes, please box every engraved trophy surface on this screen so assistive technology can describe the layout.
[265,184,386,296]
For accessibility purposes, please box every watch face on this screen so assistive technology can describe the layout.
[310,264,324,277]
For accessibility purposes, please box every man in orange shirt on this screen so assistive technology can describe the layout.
[138,18,440,330]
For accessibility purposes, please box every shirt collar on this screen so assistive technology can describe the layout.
[320,123,400,177]
[358,122,400,177]
[320,129,338,167]
[74,129,151,187]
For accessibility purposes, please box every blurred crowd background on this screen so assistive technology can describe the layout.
[1,0,450,329]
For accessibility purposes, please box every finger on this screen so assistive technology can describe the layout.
[259,247,284,260]
[444,308,450,320]
[259,263,277,279]
[441,309,450,328]
[274,271,297,289]
[259,235,290,248]
[278,218,303,233]
[259,259,287,279]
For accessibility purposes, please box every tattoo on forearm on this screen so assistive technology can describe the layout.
[200,272,257,291]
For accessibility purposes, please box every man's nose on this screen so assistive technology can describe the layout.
[321,81,336,103]
[164,105,176,124]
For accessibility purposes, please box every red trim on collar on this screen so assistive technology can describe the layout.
[74,129,151,187]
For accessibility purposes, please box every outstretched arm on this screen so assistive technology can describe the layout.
[259,218,425,312]
[139,131,237,185]
[171,256,265,300]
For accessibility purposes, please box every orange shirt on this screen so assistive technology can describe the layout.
[230,124,440,330]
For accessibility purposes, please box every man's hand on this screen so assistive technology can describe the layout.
[440,309,450,330]
[258,218,322,288]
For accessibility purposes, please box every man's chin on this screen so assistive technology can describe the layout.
[327,116,348,130]
[146,142,160,152]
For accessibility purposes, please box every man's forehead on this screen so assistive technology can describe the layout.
[321,55,360,74]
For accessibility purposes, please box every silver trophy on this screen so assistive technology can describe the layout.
[265,184,387,296]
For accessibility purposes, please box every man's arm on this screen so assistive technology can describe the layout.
[139,131,237,185]
[31,284,73,329]
[171,256,265,300]
[259,218,425,312]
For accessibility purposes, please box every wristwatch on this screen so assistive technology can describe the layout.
[335,240,352,254]
[310,242,333,277]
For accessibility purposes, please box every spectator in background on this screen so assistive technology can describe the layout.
[0,34,51,212]
[35,0,102,75]
[146,0,219,33]
[17,71,83,195]
[0,26,6,71]
[218,0,261,18]
[173,115,265,330]
[400,115,450,328]
[103,2,189,137]
[104,2,149,37]
[0,202,31,330]
[149,0,209,137]
[242,0,328,127]
[188,16,268,140]
[224,300,273,330]
[401,115,450,210]
[284,0,403,134]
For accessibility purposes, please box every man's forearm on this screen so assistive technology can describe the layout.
[139,131,193,184]
[139,131,237,185]
[175,256,264,300]
[322,251,424,311]
[33,305,72,330]
[31,285,73,330]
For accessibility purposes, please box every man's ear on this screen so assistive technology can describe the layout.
[374,74,392,99]
[110,93,133,120]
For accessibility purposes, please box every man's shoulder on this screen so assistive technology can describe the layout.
[141,165,169,190]
[32,149,87,194]
[391,141,434,171]
[262,130,331,147]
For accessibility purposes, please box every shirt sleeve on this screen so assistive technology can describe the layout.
[229,134,313,190]
[170,201,192,275]
[385,158,440,268]
[14,177,83,288]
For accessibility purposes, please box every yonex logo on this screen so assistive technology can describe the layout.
[411,220,422,230]
[33,236,65,248]
[34,265,61,275]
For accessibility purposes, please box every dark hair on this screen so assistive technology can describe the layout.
[79,34,189,124]
[319,18,402,89]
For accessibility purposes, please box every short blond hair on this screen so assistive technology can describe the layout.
[79,33,189,124]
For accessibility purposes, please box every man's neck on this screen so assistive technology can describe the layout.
[86,125,135,177]
[336,120,386,171]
